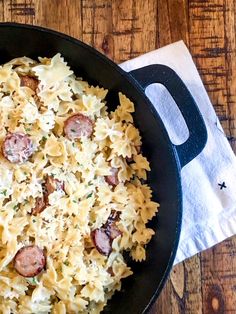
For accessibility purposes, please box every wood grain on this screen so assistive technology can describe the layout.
[0,0,235,313]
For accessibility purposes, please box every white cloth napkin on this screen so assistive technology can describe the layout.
[120,41,236,264]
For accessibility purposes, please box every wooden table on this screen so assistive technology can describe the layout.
[1,1,235,313]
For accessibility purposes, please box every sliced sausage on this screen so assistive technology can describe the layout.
[20,75,39,92]
[106,210,121,224]
[91,228,112,256]
[106,223,122,240]
[92,210,122,255]
[2,133,34,164]
[31,197,46,216]
[107,266,114,276]
[105,210,122,240]
[45,176,64,195]
[105,168,119,186]
[31,176,64,216]
[64,114,93,140]
[14,245,46,277]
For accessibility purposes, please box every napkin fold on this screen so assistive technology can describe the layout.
[120,41,236,264]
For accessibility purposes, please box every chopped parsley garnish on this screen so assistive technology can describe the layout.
[42,136,47,142]
[13,204,19,211]
[87,192,93,199]
[63,260,69,266]
[1,190,7,196]
[71,129,76,133]
[73,199,77,203]
[32,219,36,223]
[27,277,39,285]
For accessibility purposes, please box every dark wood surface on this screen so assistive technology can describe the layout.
[0,1,235,313]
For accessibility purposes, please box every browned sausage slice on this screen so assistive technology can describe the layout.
[20,75,39,92]
[106,210,121,224]
[105,168,119,186]
[64,114,93,140]
[91,228,112,256]
[31,177,64,216]
[2,133,34,164]
[105,210,122,240]
[45,176,64,195]
[106,223,122,240]
[14,245,46,277]
[31,197,46,216]
[107,266,115,276]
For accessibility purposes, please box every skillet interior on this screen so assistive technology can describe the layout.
[0,23,182,313]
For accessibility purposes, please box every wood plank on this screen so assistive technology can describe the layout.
[157,0,189,47]
[5,0,35,24]
[81,0,113,59]
[0,0,4,20]
[35,0,82,39]
[152,255,203,314]
[200,236,236,314]
[188,0,230,139]
[111,0,133,63]
[224,0,236,151]
[125,0,157,59]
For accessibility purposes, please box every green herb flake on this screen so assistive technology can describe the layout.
[32,219,36,223]
[25,128,31,132]
[1,190,7,196]
[63,260,69,266]
[42,136,47,142]
[71,129,76,133]
[86,192,93,199]
[72,199,77,203]
[72,142,75,147]
[13,204,18,211]
[27,277,39,285]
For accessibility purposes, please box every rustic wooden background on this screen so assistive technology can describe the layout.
[0,0,235,313]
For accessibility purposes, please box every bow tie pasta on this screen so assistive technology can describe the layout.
[0,54,159,313]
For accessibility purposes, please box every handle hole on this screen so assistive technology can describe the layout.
[146,83,189,145]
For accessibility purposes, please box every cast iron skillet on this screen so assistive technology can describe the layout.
[0,23,207,313]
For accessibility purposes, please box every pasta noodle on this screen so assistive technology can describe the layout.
[0,54,159,313]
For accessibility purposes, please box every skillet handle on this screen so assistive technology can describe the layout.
[129,64,207,168]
